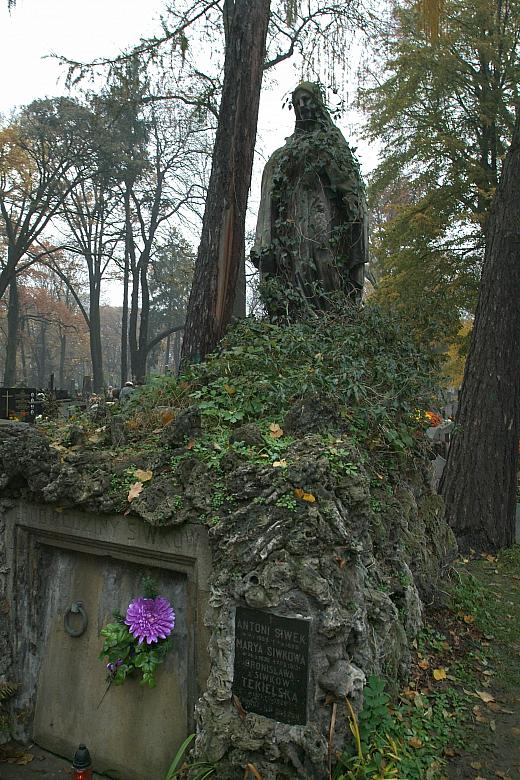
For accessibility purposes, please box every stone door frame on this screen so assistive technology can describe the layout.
[4,502,211,742]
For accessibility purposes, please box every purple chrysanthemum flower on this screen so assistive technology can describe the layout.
[125,596,175,645]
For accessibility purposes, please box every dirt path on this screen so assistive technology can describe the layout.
[445,548,520,780]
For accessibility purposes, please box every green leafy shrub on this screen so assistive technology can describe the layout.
[186,301,438,447]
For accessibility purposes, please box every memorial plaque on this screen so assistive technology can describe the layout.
[233,606,310,725]
[0,387,39,422]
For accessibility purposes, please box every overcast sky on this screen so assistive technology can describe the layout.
[0,0,166,113]
[0,0,377,304]
[0,0,373,160]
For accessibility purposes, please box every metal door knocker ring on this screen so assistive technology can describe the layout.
[64,601,88,637]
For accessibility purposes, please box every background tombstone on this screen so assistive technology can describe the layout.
[0,387,39,423]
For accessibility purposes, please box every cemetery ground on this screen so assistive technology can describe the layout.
[323,546,520,780]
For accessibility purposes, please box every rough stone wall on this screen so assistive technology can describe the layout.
[0,501,12,683]
[0,421,456,777]
[189,435,454,779]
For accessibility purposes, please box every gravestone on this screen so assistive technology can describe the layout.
[4,503,212,780]
[0,387,39,423]
[232,606,310,725]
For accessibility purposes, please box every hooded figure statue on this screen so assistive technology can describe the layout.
[251,82,368,314]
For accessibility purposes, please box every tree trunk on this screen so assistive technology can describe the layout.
[173,330,182,374]
[134,257,151,383]
[0,243,20,303]
[440,112,520,552]
[59,331,67,388]
[181,0,270,363]
[19,329,27,385]
[3,275,19,386]
[128,265,140,382]
[37,324,47,388]
[232,253,247,319]
[120,186,131,385]
[89,282,104,393]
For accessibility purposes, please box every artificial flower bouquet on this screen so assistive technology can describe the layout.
[99,578,175,688]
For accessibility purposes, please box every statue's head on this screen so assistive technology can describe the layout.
[292,82,330,131]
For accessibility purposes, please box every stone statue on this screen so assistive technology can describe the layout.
[251,82,368,313]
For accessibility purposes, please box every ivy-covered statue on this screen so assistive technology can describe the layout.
[251,82,368,315]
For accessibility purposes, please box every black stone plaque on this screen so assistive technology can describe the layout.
[0,387,39,423]
[232,606,310,725]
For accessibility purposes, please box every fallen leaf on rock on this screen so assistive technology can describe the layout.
[161,409,174,425]
[127,482,144,502]
[418,659,430,670]
[433,668,447,681]
[302,492,316,502]
[472,705,488,724]
[294,488,304,499]
[269,422,283,439]
[134,469,153,482]
[50,442,68,452]
[15,754,34,766]
[476,691,495,704]
[272,459,287,468]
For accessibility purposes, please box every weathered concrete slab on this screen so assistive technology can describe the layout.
[0,743,107,779]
